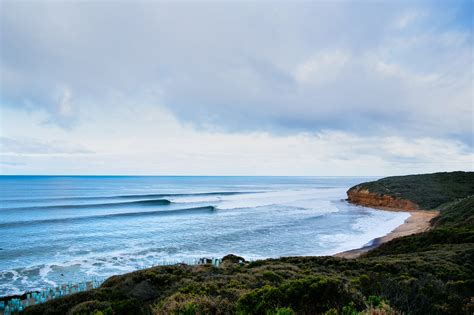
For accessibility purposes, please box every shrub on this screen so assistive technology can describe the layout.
[236,276,360,315]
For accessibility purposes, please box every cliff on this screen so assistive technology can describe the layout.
[346,171,474,210]
[347,186,420,210]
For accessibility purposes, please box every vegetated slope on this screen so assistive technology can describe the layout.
[24,177,474,315]
[365,195,474,257]
[431,195,474,228]
[347,171,474,210]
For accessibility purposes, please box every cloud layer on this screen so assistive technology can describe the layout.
[1,103,472,175]
[0,1,472,175]
[2,2,472,137]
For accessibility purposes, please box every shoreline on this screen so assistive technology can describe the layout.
[0,206,444,306]
[334,206,439,259]
[0,204,440,300]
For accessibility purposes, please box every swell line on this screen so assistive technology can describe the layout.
[0,206,216,228]
[0,191,254,203]
[0,199,171,212]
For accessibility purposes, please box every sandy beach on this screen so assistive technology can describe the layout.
[334,208,439,259]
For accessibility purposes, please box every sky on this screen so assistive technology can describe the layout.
[0,0,473,176]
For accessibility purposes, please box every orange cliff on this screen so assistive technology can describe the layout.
[346,186,420,211]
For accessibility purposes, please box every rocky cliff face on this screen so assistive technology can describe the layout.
[347,186,420,210]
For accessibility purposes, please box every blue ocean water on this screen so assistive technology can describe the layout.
[0,176,409,296]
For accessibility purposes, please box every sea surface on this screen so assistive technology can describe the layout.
[0,176,409,296]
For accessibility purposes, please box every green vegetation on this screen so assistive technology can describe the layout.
[23,173,474,315]
[432,194,474,228]
[349,171,474,209]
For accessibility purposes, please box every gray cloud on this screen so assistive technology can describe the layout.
[1,1,472,144]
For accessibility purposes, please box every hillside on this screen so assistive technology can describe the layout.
[22,173,474,315]
[347,171,474,210]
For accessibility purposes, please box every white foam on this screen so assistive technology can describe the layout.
[323,208,410,255]
[1,181,415,296]
[352,209,410,235]
[216,189,343,210]
[169,195,223,203]
[39,264,57,287]
[38,264,52,278]
[11,270,20,282]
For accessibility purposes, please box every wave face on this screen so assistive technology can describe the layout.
[0,176,408,296]
[1,199,172,212]
[0,191,250,204]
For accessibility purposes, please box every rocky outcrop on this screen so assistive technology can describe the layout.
[347,186,420,210]
[221,254,245,264]
[221,254,246,267]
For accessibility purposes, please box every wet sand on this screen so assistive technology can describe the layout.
[334,208,439,259]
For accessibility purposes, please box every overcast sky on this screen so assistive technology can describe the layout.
[0,0,472,176]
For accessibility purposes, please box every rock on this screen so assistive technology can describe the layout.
[221,254,245,264]
[347,186,419,210]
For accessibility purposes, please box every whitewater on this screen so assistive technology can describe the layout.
[0,176,409,296]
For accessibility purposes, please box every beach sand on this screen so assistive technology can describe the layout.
[334,208,439,259]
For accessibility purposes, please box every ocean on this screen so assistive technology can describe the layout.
[0,176,409,296]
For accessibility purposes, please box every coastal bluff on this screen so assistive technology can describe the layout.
[346,171,474,210]
[347,185,419,210]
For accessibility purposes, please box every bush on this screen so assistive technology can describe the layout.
[68,300,111,315]
[236,276,361,315]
